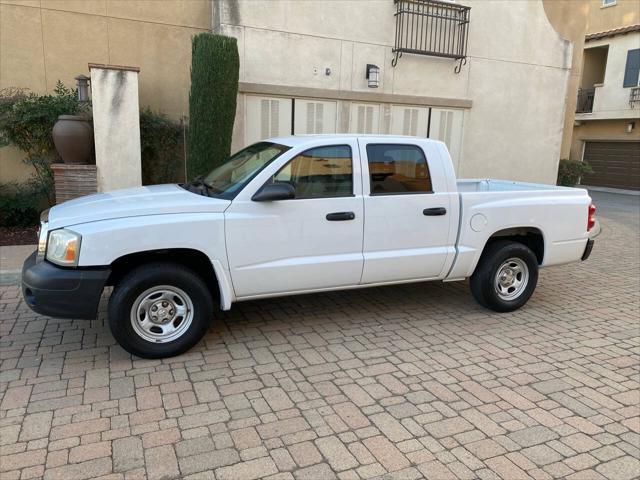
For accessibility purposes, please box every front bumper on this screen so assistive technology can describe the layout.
[22,251,110,319]
[581,239,594,261]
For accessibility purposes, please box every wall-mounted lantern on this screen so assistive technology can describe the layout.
[627,121,635,133]
[366,64,380,88]
[75,74,91,102]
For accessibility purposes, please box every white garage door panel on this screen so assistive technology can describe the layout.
[349,103,380,134]
[294,99,338,134]
[245,96,292,145]
[429,108,464,172]
[390,105,429,137]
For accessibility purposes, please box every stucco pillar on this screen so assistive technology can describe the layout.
[89,63,142,192]
[541,0,589,160]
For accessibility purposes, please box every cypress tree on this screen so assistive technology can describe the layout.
[187,33,239,179]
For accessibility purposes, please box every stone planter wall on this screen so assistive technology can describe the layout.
[51,164,97,204]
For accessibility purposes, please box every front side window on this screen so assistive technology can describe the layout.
[273,145,353,199]
[366,144,432,195]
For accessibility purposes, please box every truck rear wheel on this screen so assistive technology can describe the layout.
[470,240,538,312]
[108,262,213,358]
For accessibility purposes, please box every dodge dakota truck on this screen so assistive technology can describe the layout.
[22,135,596,358]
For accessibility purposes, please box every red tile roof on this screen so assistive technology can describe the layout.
[586,24,640,41]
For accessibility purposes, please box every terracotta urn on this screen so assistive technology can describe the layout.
[52,115,94,164]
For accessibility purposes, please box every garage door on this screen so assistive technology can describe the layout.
[581,141,640,191]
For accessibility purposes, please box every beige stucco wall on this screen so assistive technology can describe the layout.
[0,0,210,183]
[542,0,590,161]
[218,0,577,184]
[571,119,640,160]
[1,0,585,186]
[586,0,640,33]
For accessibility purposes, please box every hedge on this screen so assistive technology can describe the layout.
[186,33,239,180]
[140,108,185,185]
[557,159,593,187]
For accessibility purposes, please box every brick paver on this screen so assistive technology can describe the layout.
[1,191,638,479]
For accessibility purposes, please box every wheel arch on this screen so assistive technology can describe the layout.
[106,248,234,311]
[480,227,545,267]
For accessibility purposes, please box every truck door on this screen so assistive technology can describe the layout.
[225,140,365,297]
[358,139,456,284]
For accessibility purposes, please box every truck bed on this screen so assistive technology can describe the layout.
[457,179,581,194]
[446,179,591,281]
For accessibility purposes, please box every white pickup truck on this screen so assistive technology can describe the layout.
[22,135,596,358]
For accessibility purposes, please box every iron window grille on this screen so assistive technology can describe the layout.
[630,87,640,108]
[576,88,595,113]
[392,0,471,73]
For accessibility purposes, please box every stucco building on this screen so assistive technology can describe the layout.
[570,0,640,191]
[1,0,597,186]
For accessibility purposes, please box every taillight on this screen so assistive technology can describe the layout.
[587,203,596,232]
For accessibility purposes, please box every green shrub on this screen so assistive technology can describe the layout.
[140,108,185,185]
[557,159,593,187]
[0,182,46,227]
[0,81,78,204]
[187,33,239,180]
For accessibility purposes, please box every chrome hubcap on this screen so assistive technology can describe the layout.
[494,258,529,301]
[150,300,174,324]
[131,286,193,343]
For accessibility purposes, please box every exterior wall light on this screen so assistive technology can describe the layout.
[366,64,380,88]
[627,121,635,133]
[75,74,91,102]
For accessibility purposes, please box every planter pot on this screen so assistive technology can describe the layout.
[52,115,94,165]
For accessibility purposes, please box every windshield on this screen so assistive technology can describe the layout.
[202,142,290,199]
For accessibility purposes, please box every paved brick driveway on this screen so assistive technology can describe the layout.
[1,191,638,480]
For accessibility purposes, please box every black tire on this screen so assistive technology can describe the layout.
[108,262,213,358]
[470,240,538,313]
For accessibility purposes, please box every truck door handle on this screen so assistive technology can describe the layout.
[423,207,447,216]
[326,212,355,221]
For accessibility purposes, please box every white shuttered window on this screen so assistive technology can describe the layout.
[245,96,292,145]
[293,100,337,134]
[349,103,380,134]
[429,108,464,172]
[390,105,429,137]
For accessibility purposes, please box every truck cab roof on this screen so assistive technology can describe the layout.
[267,134,445,148]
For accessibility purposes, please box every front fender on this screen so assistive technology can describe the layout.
[71,213,235,310]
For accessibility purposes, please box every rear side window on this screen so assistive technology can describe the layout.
[366,144,432,195]
[274,145,352,199]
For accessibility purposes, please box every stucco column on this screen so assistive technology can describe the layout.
[541,0,589,160]
[89,63,142,192]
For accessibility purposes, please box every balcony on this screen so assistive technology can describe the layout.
[576,87,595,114]
[392,0,471,72]
[630,87,640,109]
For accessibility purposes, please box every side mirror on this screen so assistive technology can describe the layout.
[252,182,295,201]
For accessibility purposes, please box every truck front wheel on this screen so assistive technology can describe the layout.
[108,262,213,358]
[470,240,538,312]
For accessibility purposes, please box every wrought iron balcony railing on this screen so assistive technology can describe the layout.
[392,0,471,73]
[576,87,595,113]
[630,87,640,108]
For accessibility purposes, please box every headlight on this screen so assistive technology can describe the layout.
[46,229,81,266]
